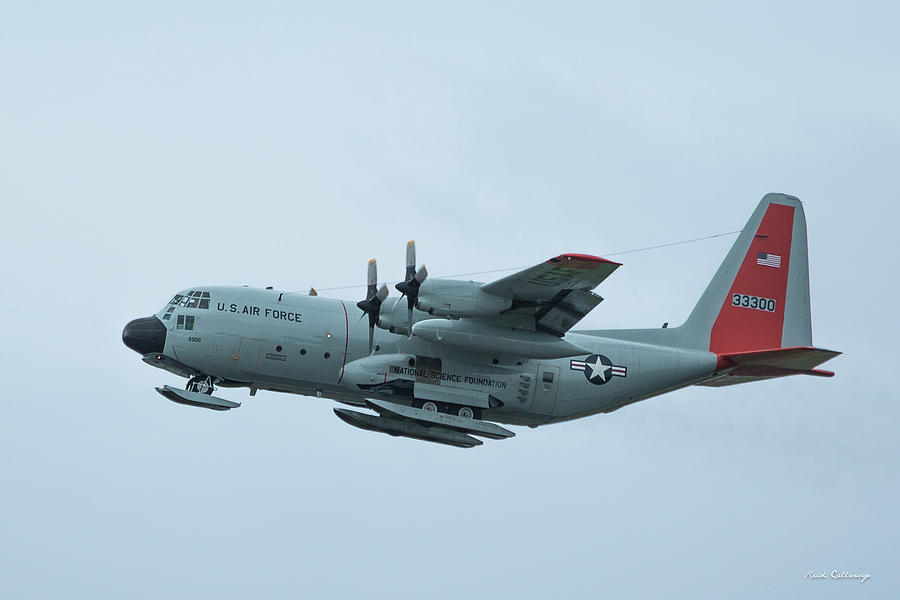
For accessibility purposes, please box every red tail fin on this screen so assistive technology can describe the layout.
[709,202,796,354]
[678,194,813,354]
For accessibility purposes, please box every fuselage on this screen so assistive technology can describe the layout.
[125,285,719,426]
[121,195,836,439]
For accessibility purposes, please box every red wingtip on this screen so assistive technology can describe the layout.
[549,253,622,266]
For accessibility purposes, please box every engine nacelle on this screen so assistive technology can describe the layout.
[377,311,411,336]
[415,279,512,318]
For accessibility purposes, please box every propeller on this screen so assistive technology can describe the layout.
[394,240,428,331]
[356,259,389,354]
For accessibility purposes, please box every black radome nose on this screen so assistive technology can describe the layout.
[122,316,167,355]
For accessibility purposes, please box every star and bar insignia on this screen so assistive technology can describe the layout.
[570,354,627,385]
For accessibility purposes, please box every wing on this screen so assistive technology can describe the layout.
[481,253,621,335]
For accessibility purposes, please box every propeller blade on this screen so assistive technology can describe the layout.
[405,240,416,281]
[366,258,378,299]
[395,243,428,332]
[415,265,428,284]
[357,259,389,354]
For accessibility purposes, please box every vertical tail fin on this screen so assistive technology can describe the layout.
[681,193,812,353]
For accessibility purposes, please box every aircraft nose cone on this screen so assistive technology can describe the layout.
[122,316,167,355]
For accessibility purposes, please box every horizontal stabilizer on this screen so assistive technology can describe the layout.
[699,346,841,387]
[156,385,241,410]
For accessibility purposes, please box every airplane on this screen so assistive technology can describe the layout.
[122,193,840,448]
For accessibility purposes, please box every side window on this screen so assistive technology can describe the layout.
[185,316,195,331]
[177,315,185,330]
[542,371,555,383]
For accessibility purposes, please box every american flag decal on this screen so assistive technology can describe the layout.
[756,252,782,268]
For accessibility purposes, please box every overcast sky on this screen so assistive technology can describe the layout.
[1,1,897,598]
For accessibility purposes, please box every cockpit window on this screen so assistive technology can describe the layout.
[169,291,211,310]
[176,315,196,330]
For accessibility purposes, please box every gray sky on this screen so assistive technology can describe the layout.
[1,1,897,598]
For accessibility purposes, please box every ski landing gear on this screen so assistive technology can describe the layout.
[158,375,240,411]
[335,398,515,448]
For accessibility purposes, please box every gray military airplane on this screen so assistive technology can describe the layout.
[123,193,839,448]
